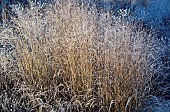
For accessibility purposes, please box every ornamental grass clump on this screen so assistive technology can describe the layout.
[0,0,156,111]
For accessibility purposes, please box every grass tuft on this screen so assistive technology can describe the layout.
[0,0,158,111]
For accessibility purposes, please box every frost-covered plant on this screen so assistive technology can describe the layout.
[118,9,131,17]
[0,0,158,111]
